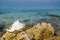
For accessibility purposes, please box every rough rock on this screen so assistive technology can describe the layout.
[16,31,30,40]
[26,22,54,40]
[1,32,16,40]
[0,32,3,40]
[1,22,54,40]
[44,36,60,40]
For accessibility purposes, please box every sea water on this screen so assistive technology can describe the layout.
[0,7,60,24]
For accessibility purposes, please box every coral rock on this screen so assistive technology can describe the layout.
[26,22,54,39]
[1,22,54,40]
[16,31,30,40]
[1,32,16,40]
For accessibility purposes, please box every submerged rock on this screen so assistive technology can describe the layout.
[1,22,54,40]
[48,14,60,17]
[23,19,30,22]
[55,31,60,36]
[0,24,5,31]
[0,24,6,34]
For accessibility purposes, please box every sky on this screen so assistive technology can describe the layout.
[0,0,60,9]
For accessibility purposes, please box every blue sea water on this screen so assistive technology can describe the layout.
[0,7,60,24]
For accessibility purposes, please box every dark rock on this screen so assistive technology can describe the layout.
[38,19,48,23]
[0,12,4,14]
[0,24,6,34]
[23,19,30,22]
[48,14,60,17]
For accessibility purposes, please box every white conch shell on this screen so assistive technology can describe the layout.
[6,19,25,32]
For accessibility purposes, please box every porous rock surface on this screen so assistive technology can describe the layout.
[1,22,54,40]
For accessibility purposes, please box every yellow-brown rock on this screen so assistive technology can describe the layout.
[1,32,16,40]
[55,36,60,40]
[0,32,3,40]
[40,22,54,39]
[0,32,3,37]
[16,31,30,40]
[26,22,54,39]
[44,36,60,40]
[1,22,54,40]
[26,23,42,40]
